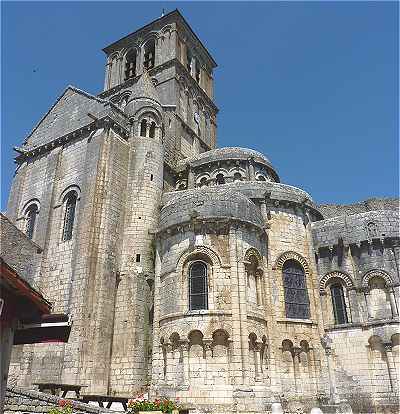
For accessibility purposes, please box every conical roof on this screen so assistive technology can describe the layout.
[131,70,161,103]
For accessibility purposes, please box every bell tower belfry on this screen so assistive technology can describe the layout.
[98,9,219,170]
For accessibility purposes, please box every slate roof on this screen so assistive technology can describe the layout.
[160,187,264,232]
[22,86,127,150]
[131,70,161,104]
[311,210,399,249]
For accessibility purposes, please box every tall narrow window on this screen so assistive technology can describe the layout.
[124,50,136,81]
[189,261,208,310]
[63,192,77,241]
[149,121,156,138]
[186,48,193,74]
[216,173,225,185]
[140,119,147,137]
[144,39,155,70]
[25,205,38,240]
[330,284,348,325]
[282,260,310,319]
[195,59,201,83]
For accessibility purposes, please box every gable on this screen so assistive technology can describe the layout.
[24,87,109,149]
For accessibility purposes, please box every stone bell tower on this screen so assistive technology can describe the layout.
[98,9,219,178]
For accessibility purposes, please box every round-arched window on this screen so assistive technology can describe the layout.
[282,260,310,319]
[216,173,225,185]
[233,172,243,182]
[189,261,208,311]
[330,283,348,325]
[25,204,39,240]
[63,192,78,242]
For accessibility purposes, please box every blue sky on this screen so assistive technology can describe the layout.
[2,1,398,209]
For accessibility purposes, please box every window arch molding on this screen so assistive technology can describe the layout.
[273,251,310,275]
[59,185,81,205]
[244,247,263,264]
[196,173,211,188]
[319,271,354,294]
[362,269,393,288]
[22,198,41,216]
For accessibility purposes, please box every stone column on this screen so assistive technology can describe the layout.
[292,348,300,393]
[364,289,373,320]
[321,336,339,404]
[248,158,255,181]
[204,338,213,386]
[187,168,195,189]
[181,340,190,386]
[388,287,399,318]
[104,61,112,90]
[228,224,248,385]
[384,343,398,393]
[164,343,172,383]
[260,200,268,222]
[255,273,260,306]
[255,342,263,382]
[347,288,361,323]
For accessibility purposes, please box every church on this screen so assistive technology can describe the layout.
[5,10,399,413]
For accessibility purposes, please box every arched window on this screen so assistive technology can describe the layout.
[216,173,225,185]
[367,222,378,238]
[140,119,147,137]
[330,283,348,324]
[199,177,208,187]
[186,48,193,73]
[25,204,38,240]
[256,174,266,182]
[63,192,77,241]
[233,172,243,182]
[144,39,155,70]
[149,121,156,138]
[282,260,310,319]
[124,50,137,81]
[189,261,208,310]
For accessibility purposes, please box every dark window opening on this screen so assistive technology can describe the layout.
[140,119,147,137]
[189,261,208,311]
[331,284,348,325]
[150,174,154,181]
[63,192,77,242]
[186,49,193,73]
[136,254,141,263]
[195,62,201,83]
[124,50,136,81]
[199,177,208,187]
[257,175,267,182]
[233,172,242,182]
[25,205,38,240]
[282,260,310,319]
[149,121,156,138]
[144,39,155,70]
[216,173,225,185]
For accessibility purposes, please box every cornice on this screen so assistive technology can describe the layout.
[14,112,130,164]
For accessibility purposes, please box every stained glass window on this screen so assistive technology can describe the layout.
[282,260,310,319]
[330,284,348,325]
[25,205,38,240]
[63,192,77,241]
[189,261,208,310]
